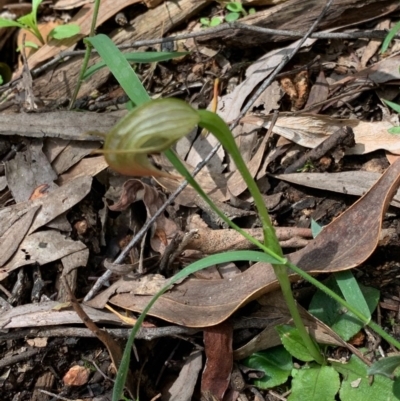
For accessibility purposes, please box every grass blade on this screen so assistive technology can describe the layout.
[86,34,151,106]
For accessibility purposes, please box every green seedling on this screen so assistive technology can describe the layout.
[0,0,80,46]
[200,1,255,27]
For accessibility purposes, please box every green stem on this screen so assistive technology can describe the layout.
[276,265,324,364]
[195,110,324,363]
[285,262,400,350]
[68,0,101,109]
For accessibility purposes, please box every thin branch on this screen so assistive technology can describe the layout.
[4,24,395,86]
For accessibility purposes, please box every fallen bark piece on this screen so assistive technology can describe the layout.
[198,0,398,47]
[185,227,312,254]
[0,111,123,140]
[202,321,233,400]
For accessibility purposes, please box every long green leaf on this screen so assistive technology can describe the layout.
[334,270,371,321]
[83,51,189,80]
[112,250,281,400]
[0,18,24,28]
[381,21,400,53]
[86,34,151,106]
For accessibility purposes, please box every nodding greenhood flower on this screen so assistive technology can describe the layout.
[103,98,200,177]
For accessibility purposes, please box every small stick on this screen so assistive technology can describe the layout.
[284,126,355,174]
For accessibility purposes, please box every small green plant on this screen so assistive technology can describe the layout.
[0,0,80,46]
[200,1,255,27]
[75,30,400,400]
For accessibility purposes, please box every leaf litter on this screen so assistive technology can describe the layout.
[3,0,400,400]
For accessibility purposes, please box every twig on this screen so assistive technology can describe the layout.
[68,0,101,109]
[38,390,75,401]
[0,325,201,342]
[284,126,355,174]
[1,24,396,93]
[63,278,136,398]
[83,0,333,302]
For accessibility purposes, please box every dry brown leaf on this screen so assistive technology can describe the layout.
[26,337,48,348]
[274,171,400,209]
[158,172,230,207]
[233,291,347,360]
[109,179,178,254]
[5,139,58,203]
[58,155,108,185]
[0,301,123,329]
[0,205,40,267]
[164,350,202,401]
[0,230,86,281]
[202,321,233,400]
[63,365,90,386]
[86,274,168,310]
[227,127,269,196]
[217,38,316,124]
[360,20,390,68]
[107,158,400,327]
[51,140,101,175]
[243,113,400,155]
[386,152,400,165]
[304,70,329,114]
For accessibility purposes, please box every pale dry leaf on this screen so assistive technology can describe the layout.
[58,155,108,185]
[51,141,101,175]
[26,337,48,348]
[304,69,329,113]
[63,365,90,386]
[0,301,123,329]
[0,111,123,141]
[360,20,390,68]
[227,126,269,196]
[5,139,58,203]
[85,274,168,310]
[185,133,225,175]
[0,205,40,267]
[217,38,316,123]
[109,179,178,254]
[274,171,400,209]
[54,0,94,9]
[30,175,92,232]
[164,350,202,401]
[0,230,86,281]
[244,113,400,155]
[228,124,258,173]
